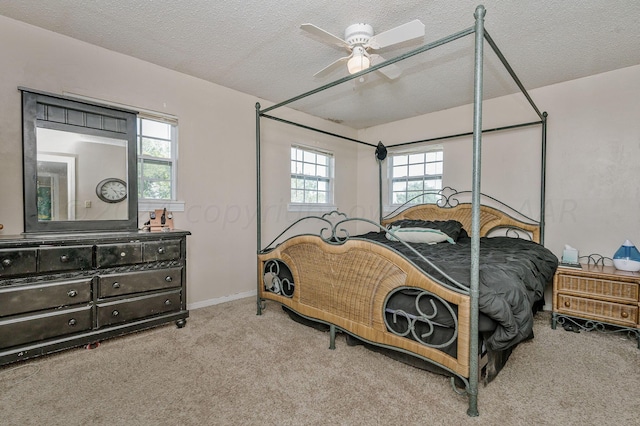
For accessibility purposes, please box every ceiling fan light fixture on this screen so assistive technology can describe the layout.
[347,47,370,74]
[302,19,424,79]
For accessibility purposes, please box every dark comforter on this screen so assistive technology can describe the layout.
[358,232,558,351]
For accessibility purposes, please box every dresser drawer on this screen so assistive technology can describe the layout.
[556,274,639,304]
[0,278,92,317]
[556,294,638,327]
[0,249,37,277]
[143,240,181,262]
[0,305,92,349]
[96,289,181,327]
[39,245,93,272]
[96,243,143,268]
[97,267,182,298]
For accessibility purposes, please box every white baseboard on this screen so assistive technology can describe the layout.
[188,290,257,310]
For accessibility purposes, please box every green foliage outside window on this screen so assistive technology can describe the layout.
[137,118,175,201]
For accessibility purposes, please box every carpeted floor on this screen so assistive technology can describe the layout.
[1,297,638,425]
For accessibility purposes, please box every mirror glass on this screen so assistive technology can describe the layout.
[37,128,129,221]
[22,89,138,233]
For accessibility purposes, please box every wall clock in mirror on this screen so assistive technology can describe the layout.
[96,178,127,203]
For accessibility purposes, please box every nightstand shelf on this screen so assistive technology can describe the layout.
[552,263,640,348]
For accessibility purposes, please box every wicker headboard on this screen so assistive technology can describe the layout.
[381,203,541,243]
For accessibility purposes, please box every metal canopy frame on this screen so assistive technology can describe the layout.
[255,5,547,417]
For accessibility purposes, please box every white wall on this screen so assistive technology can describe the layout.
[358,64,640,261]
[0,15,357,307]
[539,65,640,260]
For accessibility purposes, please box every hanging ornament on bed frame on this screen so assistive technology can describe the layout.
[375,141,387,161]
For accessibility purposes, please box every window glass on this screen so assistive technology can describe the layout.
[290,145,333,205]
[390,148,443,205]
[138,118,177,201]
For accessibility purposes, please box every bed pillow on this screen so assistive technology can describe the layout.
[387,219,464,241]
[385,226,455,244]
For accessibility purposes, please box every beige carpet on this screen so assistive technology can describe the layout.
[1,297,638,425]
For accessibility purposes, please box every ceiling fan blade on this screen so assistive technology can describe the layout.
[366,19,425,50]
[370,54,402,79]
[301,23,349,48]
[313,55,350,78]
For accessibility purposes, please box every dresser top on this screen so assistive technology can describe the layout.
[557,263,640,280]
[0,229,191,248]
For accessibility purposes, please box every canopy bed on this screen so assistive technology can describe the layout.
[254,5,553,417]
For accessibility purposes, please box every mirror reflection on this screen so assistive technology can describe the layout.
[36,128,129,222]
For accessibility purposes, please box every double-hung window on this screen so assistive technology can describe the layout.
[389,149,443,205]
[290,145,334,206]
[137,117,178,205]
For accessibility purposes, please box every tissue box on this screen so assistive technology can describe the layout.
[562,248,579,265]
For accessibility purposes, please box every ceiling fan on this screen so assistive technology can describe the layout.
[300,19,425,80]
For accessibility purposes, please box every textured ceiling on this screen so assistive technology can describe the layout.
[1,0,639,129]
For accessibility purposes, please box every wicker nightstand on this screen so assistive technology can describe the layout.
[552,263,640,348]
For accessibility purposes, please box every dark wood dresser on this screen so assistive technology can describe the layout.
[0,230,190,366]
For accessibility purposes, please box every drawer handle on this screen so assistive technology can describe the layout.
[60,255,70,263]
[165,276,173,282]
[68,318,77,327]
[112,310,119,317]
[158,247,165,254]
[1,258,12,267]
[564,301,570,308]
[164,299,172,306]
[120,252,127,257]
[621,311,629,319]
[112,282,121,289]
[67,289,78,297]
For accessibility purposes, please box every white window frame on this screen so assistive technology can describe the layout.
[388,147,443,207]
[137,115,184,212]
[289,145,336,212]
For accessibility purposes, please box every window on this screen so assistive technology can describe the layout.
[137,117,177,201]
[390,149,443,205]
[290,145,334,205]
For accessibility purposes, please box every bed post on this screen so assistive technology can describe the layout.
[468,4,486,418]
[256,102,264,315]
[540,112,548,245]
[378,159,383,223]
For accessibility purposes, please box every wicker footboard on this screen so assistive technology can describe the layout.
[258,235,472,379]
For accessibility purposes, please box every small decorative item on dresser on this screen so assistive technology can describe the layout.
[144,208,174,232]
[612,239,640,272]
[560,244,581,269]
[552,257,640,348]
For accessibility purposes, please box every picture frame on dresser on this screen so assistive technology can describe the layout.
[552,259,640,348]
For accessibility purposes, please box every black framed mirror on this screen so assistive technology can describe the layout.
[21,88,138,233]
